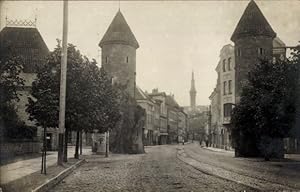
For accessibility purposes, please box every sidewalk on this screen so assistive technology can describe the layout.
[0,146,92,185]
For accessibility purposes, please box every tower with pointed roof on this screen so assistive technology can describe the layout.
[190,71,196,110]
[231,0,276,102]
[99,10,139,97]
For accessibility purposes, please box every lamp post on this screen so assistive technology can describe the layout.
[57,0,68,166]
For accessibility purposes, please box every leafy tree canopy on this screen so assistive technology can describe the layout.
[27,42,120,133]
[231,46,300,158]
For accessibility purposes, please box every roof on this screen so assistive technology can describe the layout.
[166,95,180,108]
[273,37,286,48]
[135,86,148,100]
[135,86,156,104]
[99,11,139,49]
[231,0,276,41]
[0,27,49,73]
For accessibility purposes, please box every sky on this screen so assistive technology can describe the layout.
[1,1,300,106]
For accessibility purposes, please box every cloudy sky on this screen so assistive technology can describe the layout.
[1,1,299,106]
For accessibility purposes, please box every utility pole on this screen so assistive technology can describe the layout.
[57,0,68,166]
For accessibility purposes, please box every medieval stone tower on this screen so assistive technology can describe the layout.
[99,10,139,97]
[190,71,197,110]
[231,0,276,102]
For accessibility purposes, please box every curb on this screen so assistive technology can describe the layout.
[32,159,86,192]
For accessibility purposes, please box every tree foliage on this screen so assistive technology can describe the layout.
[27,42,120,138]
[231,48,300,158]
[0,55,37,140]
[110,84,145,154]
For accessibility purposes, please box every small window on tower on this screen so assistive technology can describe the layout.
[236,48,242,57]
[222,59,226,72]
[228,57,231,71]
[258,48,265,56]
[126,56,129,63]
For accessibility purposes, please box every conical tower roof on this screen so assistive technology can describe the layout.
[99,11,139,49]
[231,0,276,41]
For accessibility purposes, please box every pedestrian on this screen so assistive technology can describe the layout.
[182,139,185,145]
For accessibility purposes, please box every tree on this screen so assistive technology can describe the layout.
[110,84,145,154]
[231,49,300,159]
[0,54,32,140]
[188,111,208,143]
[27,42,120,160]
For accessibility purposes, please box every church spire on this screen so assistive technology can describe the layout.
[190,71,196,110]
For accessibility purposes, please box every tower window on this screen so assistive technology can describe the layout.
[228,57,231,71]
[222,59,226,72]
[237,48,242,57]
[223,81,227,95]
[228,80,232,94]
[258,48,265,56]
[126,56,129,63]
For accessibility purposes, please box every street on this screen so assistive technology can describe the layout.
[50,144,255,192]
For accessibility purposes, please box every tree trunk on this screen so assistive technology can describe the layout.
[80,130,83,155]
[74,130,80,159]
[63,129,68,162]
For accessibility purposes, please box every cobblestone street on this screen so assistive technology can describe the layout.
[50,144,254,192]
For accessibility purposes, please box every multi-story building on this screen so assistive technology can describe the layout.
[218,44,235,149]
[148,89,168,145]
[209,87,221,148]
[136,86,158,146]
[209,0,294,152]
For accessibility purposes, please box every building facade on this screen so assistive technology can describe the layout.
[136,87,158,146]
[208,0,296,152]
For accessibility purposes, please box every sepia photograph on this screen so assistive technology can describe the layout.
[0,0,300,191]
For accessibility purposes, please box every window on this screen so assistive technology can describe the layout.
[236,48,242,57]
[126,56,129,63]
[258,48,265,56]
[105,56,108,63]
[223,81,227,95]
[228,57,231,71]
[222,59,226,72]
[224,103,233,117]
[228,80,232,94]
